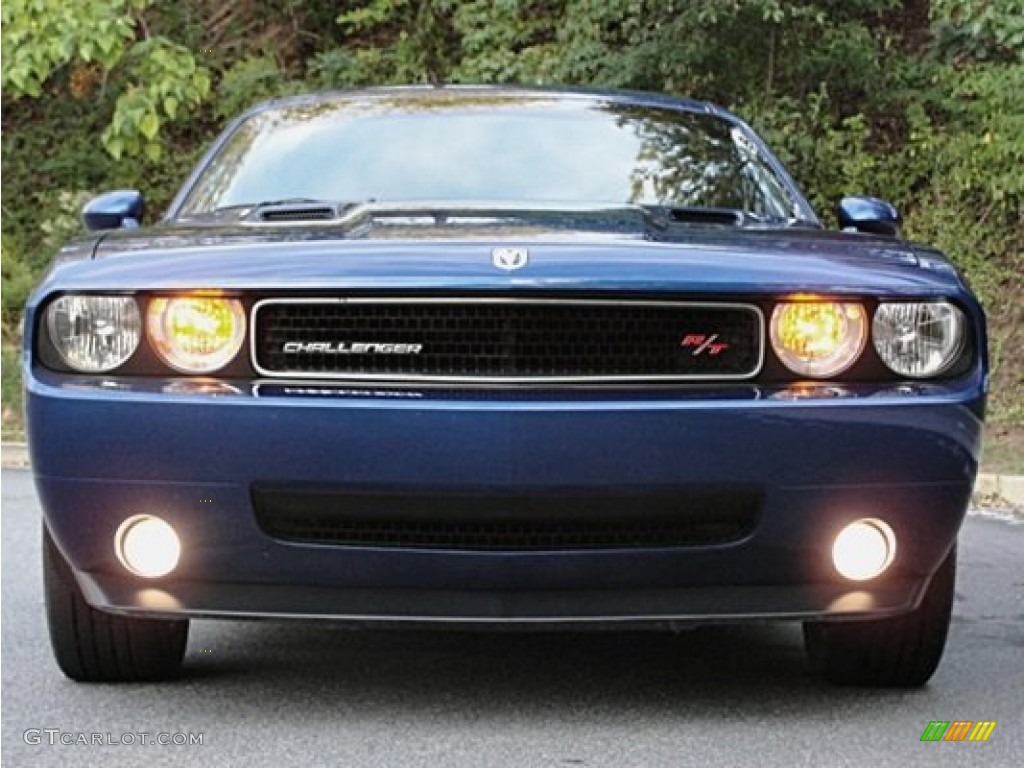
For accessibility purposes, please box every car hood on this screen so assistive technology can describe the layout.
[49,222,964,297]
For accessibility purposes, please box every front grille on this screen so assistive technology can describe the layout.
[252,487,761,551]
[252,298,763,382]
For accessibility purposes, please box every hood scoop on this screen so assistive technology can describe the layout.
[665,206,744,226]
[258,204,340,223]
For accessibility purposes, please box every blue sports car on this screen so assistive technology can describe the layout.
[25,86,986,686]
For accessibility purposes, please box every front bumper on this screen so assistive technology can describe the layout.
[27,370,983,624]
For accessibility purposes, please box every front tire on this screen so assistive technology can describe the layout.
[44,527,189,681]
[804,546,956,687]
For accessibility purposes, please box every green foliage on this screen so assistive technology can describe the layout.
[932,0,1024,61]
[307,49,363,88]
[1,341,23,439]
[103,39,211,161]
[751,90,881,222]
[932,63,1024,210]
[1,240,35,329]
[337,0,460,84]
[1,0,1022,428]
[215,56,295,119]
[1,0,146,95]
[450,1,563,83]
[2,0,209,162]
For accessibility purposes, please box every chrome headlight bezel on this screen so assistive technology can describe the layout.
[872,301,967,379]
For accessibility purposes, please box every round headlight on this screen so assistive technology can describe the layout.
[147,296,246,373]
[47,295,141,372]
[872,302,965,378]
[770,301,867,378]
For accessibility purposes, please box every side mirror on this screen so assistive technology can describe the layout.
[837,196,901,237]
[82,190,145,231]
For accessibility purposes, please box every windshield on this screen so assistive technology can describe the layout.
[176,93,803,221]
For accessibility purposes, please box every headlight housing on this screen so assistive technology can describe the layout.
[769,301,867,378]
[147,296,246,373]
[872,301,965,378]
[47,295,141,372]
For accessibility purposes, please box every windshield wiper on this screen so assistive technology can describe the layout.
[323,201,808,237]
[641,204,814,229]
[329,201,663,236]
[215,198,340,213]
[181,199,366,222]
[185,198,814,230]
[648,205,747,226]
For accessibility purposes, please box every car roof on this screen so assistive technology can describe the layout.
[242,84,725,121]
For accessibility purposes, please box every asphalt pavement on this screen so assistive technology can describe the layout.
[2,467,1022,767]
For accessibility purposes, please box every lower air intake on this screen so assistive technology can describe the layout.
[252,487,761,551]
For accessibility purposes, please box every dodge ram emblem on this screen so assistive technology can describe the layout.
[492,247,529,271]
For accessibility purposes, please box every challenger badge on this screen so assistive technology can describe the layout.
[282,342,423,354]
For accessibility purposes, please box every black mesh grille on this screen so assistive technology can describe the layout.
[253,299,762,381]
[252,487,761,551]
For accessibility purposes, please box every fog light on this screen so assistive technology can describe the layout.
[832,519,895,581]
[115,515,180,578]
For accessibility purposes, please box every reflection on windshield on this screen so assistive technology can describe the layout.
[609,106,794,218]
[177,94,800,220]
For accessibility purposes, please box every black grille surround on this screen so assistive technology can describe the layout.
[251,297,764,383]
[252,487,762,551]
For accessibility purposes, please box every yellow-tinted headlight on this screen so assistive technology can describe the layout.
[770,301,867,378]
[147,296,246,373]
